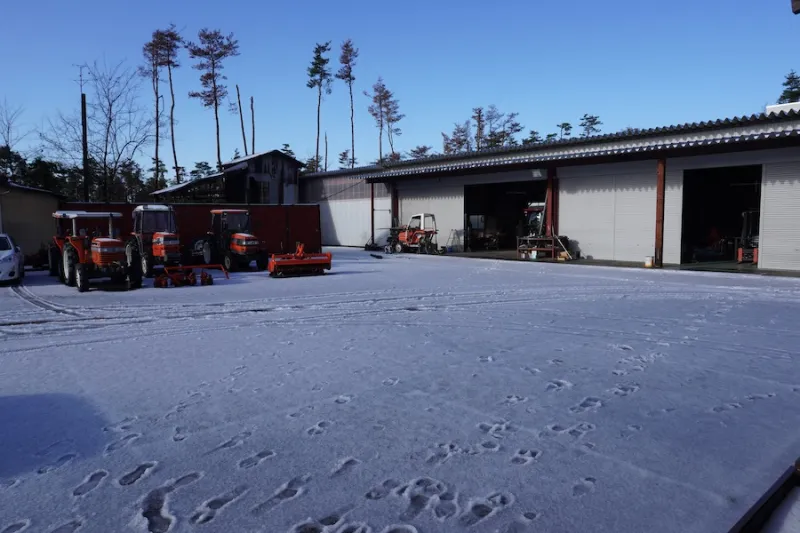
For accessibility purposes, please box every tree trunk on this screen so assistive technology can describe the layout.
[315,85,322,168]
[348,81,355,168]
[236,84,248,156]
[211,68,221,170]
[153,67,160,186]
[324,132,328,172]
[168,63,179,183]
[250,96,255,155]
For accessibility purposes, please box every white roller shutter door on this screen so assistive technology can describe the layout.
[759,161,800,270]
[663,167,683,265]
[559,162,655,261]
[319,197,391,247]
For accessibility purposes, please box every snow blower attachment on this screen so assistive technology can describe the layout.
[268,243,332,277]
[153,264,229,288]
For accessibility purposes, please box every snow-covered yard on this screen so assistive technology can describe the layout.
[1,248,800,533]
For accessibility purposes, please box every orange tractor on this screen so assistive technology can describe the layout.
[191,209,269,272]
[48,210,142,292]
[385,213,439,254]
[126,204,182,278]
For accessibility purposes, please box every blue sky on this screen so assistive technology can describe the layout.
[3,0,799,173]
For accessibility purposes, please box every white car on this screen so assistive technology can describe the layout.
[0,233,24,284]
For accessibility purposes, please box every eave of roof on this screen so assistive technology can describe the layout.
[3,181,64,197]
[302,109,800,182]
[222,149,305,168]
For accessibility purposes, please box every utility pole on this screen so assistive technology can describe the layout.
[250,96,255,155]
[236,85,248,156]
[75,64,91,202]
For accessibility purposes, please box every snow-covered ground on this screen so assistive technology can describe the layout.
[2,247,800,533]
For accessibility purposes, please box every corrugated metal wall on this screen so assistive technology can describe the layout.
[61,202,322,254]
[663,167,683,265]
[759,161,800,270]
[1,190,60,255]
[300,177,391,247]
[558,161,656,262]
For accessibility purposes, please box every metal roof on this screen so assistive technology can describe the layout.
[223,149,304,168]
[152,162,249,196]
[302,109,800,181]
[53,211,123,219]
[133,204,172,212]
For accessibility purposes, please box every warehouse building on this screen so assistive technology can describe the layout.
[300,104,800,272]
[0,180,61,260]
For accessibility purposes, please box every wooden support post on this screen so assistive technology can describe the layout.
[545,168,556,237]
[654,158,666,268]
[370,181,375,245]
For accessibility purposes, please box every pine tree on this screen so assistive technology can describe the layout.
[557,122,572,139]
[190,161,213,179]
[523,130,542,145]
[409,145,433,159]
[307,42,333,171]
[158,25,184,183]
[335,39,359,169]
[472,107,486,150]
[280,143,296,159]
[579,114,602,137]
[778,70,800,104]
[365,77,388,163]
[186,28,240,170]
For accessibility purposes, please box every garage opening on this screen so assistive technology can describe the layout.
[464,180,547,251]
[680,164,761,268]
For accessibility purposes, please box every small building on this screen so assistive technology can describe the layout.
[301,103,800,272]
[152,150,304,204]
[0,179,62,258]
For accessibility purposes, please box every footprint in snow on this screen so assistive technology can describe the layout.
[336,523,372,533]
[569,397,603,414]
[205,430,252,454]
[172,427,187,442]
[382,377,399,386]
[712,403,743,413]
[746,393,777,401]
[546,379,573,392]
[501,395,527,406]
[521,366,541,375]
[572,477,597,497]
[238,450,275,470]
[331,457,360,477]
[511,449,542,465]
[548,358,564,366]
[47,519,83,533]
[380,526,418,533]
[307,421,331,436]
[335,394,354,404]
[479,355,495,363]
[37,454,76,474]
[0,479,20,490]
[365,479,401,500]
[104,433,139,454]
[568,422,596,439]
[190,485,249,525]
[609,384,640,397]
[538,424,569,438]
[252,475,311,515]
[434,490,459,520]
[1,520,31,533]
[458,492,514,527]
[119,462,156,486]
[72,470,108,496]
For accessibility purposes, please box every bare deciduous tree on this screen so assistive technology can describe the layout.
[0,99,30,151]
[40,59,153,200]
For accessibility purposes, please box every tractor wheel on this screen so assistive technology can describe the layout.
[62,246,76,287]
[394,242,403,254]
[127,250,143,290]
[203,242,213,265]
[224,253,235,272]
[48,246,59,276]
[141,252,154,278]
[75,264,89,293]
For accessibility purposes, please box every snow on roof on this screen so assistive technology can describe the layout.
[133,204,172,212]
[222,150,303,167]
[53,211,122,219]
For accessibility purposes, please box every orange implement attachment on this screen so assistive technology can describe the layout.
[154,264,229,288]
[268,243,332,277]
